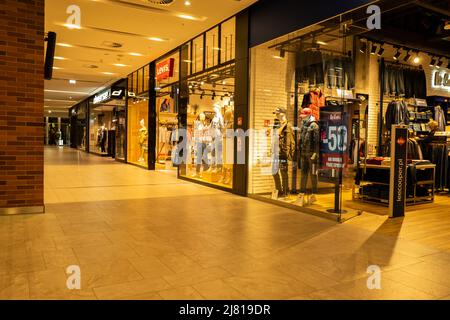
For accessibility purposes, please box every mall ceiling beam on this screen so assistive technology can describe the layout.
[414,0,450,18]
[362,25,450,59]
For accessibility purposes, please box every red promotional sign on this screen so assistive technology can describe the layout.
[156,58,175,81]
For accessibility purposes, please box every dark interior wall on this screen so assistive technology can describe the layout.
[249,0,376,47]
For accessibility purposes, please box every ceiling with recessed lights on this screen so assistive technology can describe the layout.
[44,0,258,116]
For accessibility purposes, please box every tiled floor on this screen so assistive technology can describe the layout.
[1,147,450,299]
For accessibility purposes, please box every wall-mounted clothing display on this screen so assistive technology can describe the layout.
[385,100,409,131]
[383,64,426,98]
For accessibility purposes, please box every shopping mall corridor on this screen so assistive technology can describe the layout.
[0,147,450,300]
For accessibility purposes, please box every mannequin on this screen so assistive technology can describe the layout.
[100,125,108,153]
[272,107,295,199]
[193,113,208,177]
[210,104,224,173]
[298,107,320,205]
[138,119,148,162]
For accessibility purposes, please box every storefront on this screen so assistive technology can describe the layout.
[127,65,151,168]
[69,100,89,151]
[155,50,181,171]
[175,15,249,195]
[88,79,127,158]
[247,0,450,220]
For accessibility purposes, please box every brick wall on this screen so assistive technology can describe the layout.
[0,0,45,212]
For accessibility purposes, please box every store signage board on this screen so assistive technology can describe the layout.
[389,125,408,218]
[93,87,125,104]
[432,70,450,91]
[156,58,175,81]
[319,108,349,170]
[93,89,111,104]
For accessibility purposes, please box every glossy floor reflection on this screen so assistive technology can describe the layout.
[1,147,450,300]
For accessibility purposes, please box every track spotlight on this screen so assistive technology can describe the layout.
[200,91,205,99]
[377,44,385,57]
[370,43,377,55]
[403,50,411,62]
[359,41,367,54]
[280,49,286,58]
[430,56,437,67]
[393,47,401,60]
[437,59,444,68]
[212,91,216,100]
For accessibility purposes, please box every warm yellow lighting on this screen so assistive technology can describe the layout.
[54,56,67,60]
[57,43,73,48]
[113,63,128,67]
[64,23,81,30]
[129,52,143,57]
[148,37,166,42]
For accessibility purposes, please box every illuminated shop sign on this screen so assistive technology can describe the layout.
[156,58,175,81]
[93,87,125,104]
[432,70,450,91]
[93,89,111,104]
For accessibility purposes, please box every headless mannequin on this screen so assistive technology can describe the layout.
[272,111,294,198]
[138,119,148,162]
[210,105,224,173]
[194,113,208,177]
[298,113,320,205]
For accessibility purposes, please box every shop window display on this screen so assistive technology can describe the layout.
[248,23,357,217]
[155,51,180,170]
[127,66,150,168]
[114,106,126,160]
[75,102,87,151]
[180,63,235,188]
[89,103,114,156]
[127,99,149,167]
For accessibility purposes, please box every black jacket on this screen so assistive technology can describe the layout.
[276,123,295,161]
[299,120,320,159]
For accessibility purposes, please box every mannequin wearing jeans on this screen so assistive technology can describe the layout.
[272,107,295,198]
[298,108,320,205]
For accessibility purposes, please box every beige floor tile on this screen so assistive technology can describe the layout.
[93,277,171,300]
[157,252,202,274]
[53,233,112,250]
[128,256,176,279]
[0,273,29,299]
[224,269,315,300]
[80,259,143,289]
[0,253,47,275]
[163,267,231,288]
[43,249,79,269]
[73,243,139,264]
[383,269,450,299]
[193,279,247,300]
[158,286,204,300]
[60,221,113,236]
[397,261,450,287]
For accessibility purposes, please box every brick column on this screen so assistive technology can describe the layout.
[0,0,45,214]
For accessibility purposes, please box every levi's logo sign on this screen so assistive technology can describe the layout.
[156,58,175,81]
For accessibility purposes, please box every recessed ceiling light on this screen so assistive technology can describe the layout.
[57,43,73,48]
[273,55,283,60]
[184,0,191,6]
[102,72,116,75]
[48,110,52,114]
[177,14,197,21]
[52,67,62,70]
[69,80,77,84]
[316,41,327,45]
[44,89,86,94]
[64,23,81,30]
[129,52,143,57]
[54,56,67,60]
[113,63,128,67]
[148,37,166,42]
